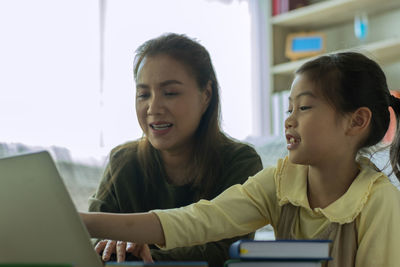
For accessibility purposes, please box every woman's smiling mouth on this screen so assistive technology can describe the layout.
[150,123,173,130]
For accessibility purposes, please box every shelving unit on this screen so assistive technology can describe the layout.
[267,0,400,135]
[269,0,400,92]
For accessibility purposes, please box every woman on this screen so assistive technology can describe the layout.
[89,33,263,267]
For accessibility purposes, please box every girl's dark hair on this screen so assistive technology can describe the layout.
[99,33,229,207]
[296,51,400,180]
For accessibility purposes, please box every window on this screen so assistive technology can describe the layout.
[1,0,254,159]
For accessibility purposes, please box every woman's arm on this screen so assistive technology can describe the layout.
[80,212,165,246]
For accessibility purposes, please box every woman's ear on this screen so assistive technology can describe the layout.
[346,107,372,136]
[201,80,212,112]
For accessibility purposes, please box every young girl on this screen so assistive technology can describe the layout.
[80,52,400,267]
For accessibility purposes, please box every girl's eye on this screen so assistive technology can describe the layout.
[285,106,311,114]
[299,106,311,111]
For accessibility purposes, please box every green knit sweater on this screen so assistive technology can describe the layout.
[89,139,263,267]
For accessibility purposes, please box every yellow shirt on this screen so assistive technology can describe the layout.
[154,157,400,266]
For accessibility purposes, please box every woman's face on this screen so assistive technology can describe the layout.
[135,54,211,154]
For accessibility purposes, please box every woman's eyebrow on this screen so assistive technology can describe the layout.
[159,80,183,87]
[136,80,183,90]
[136,83,149,90]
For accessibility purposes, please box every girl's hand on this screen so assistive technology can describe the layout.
[95,239,153,263]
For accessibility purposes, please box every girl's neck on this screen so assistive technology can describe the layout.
[161,145,194,186]
[307,155,360,209]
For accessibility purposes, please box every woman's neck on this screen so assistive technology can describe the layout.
[307,155,360,209]
[161,146,194,186]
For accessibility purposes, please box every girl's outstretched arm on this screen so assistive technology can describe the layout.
[79,212,165,246]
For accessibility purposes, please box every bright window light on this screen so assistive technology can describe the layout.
[0,0,253,159]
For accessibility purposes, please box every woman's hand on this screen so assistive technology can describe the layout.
[95,239,154,263]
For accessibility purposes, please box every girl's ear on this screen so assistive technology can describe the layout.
[346,107,372,136]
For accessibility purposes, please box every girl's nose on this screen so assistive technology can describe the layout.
[284,115,295,129]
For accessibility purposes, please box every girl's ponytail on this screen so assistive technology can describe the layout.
[389,94,400,180]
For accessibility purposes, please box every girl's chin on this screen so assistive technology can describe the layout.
[288,154,308,165]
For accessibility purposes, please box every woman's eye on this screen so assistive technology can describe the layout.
[299,106,311,111]
[286,109,293,115]
[137,93,150,99]
[165,92,179,96]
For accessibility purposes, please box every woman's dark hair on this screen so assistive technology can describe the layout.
[296,51,400,180]
[98,33,229,208]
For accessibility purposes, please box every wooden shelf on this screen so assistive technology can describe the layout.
[270,0,400,29]
[272,36,400,75]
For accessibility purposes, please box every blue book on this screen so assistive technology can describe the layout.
[229,240,332,261]
[224,259,322,267]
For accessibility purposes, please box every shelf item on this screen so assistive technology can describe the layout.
[273,36,400,75]
[272,0,310,17]
[285,32,326,61]
[271,0,400,28]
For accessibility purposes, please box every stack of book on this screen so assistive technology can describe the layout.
[225,240,332,267]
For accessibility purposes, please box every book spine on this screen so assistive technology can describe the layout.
[228,240,241,259]
[272,0,280,16]
[289,0,309,11]
[280,0,289,14]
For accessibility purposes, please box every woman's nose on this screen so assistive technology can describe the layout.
[147,95,163,115]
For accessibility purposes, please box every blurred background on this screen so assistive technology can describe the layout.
[0,0,256,160]
[1,1,399,234]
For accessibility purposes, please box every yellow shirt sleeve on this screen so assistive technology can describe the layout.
[355,177,400,267]
[153,165,279,249]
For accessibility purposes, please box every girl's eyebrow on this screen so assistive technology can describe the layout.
[288,91,317,101]
[136,80,183,90]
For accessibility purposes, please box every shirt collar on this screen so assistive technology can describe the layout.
[276,156,385,224]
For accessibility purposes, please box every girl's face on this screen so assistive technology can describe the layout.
[135,54,210,154]
[284,74,350,166]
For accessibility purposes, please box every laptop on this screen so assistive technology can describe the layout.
[0,151,103,267]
